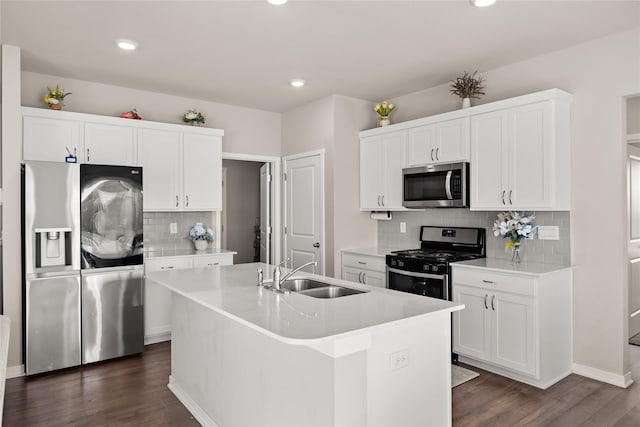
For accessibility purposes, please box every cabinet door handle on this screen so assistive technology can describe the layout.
[482,280,495,284]
[501,190,506,205]
[435,147,440,160]
[484,294,488,309]
[87,148,90,162]
[358,261,366,265]
[491,295,496,311]
[313,242,320,248]
[377,195,381,207]
[176,195,179,207]
[358,272,363,283]
[508,190,513,205]
[362,273,367,285]
[207,263,219,266]
[161,266,174,270]
[381,195,385,206]
[186,195,190,207]
[430,148,434,161]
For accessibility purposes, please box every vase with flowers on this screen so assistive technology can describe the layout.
[492,211,536,263]
[188,223,214,251]
[43,85,71,110]
[183,110,206,126]
[374,101,395,127]
[450,70,485,109]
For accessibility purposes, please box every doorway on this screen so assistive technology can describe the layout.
[283,150,325,275]
[220,153,280,265]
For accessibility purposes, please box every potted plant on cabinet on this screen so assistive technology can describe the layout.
[450,71,485,109]
[189,223,214,251]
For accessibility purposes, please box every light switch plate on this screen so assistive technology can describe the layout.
[537,225,560,240]
[390,349,410,371]
[400,222,406,233]
[169,223,178,234]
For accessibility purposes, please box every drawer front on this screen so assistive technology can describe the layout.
[144,257,192,274]
[451,267,535,297]
[342,253,386,272]
[192,254,234,268]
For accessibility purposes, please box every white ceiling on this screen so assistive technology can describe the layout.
[2,1,639,112]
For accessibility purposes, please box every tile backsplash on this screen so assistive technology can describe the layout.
[144,211,216,251]
[378,210,570,265]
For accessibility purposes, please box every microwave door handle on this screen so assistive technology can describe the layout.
[445,170,453,200]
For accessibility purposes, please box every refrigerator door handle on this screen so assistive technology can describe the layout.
[82,264,144,275]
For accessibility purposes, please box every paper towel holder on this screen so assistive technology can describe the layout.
[370,211,392,221]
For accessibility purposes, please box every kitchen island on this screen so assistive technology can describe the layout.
[146,263,464,427]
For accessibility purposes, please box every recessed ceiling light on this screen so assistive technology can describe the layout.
[116,39,138,51]
[290,79,305,88]
[267,0,287,5]
[471,0,496,7]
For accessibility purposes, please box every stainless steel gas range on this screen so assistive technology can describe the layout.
[386,226,486,301]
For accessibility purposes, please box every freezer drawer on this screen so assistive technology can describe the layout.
[82,268,144,364]
[25,274,81,375]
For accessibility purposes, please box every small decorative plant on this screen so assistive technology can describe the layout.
[43,85,71,109]
[450,71,485,100]
[182,110,205,126]
[189,223,214,242]
[492,212,536,263]
[120,109,142,120]
[373,101,395,117]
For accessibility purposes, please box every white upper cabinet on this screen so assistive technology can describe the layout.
[22,107,224,212]
[406,117,470,167]
[360,131,407,211]
[138,129,182,211]
[84,122,136,166]
[471,98,571,211]
[23,115,82,162]
[182,133,222,211]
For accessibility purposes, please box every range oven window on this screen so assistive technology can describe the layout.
[403,169,462,201]
[388,269,446,299]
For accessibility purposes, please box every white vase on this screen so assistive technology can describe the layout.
[378,116,391,127]
[194,240,208,251]
[462,98,471,109]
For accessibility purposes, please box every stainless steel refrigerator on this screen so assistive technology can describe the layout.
[23,161,144,375]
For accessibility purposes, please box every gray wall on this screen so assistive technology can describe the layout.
[223,159,262,264]
[628,96,640,135]
[144,211,216,251]
[378,210,570,265]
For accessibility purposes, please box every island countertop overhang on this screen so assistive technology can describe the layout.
[146,262,463,350]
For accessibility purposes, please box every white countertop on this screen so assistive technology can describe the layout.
[146,262,463,344]
[452,258,572,276]
[144,248,237,260]
[341,246,409,258]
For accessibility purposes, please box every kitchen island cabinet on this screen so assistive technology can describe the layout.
[147,263,462,427]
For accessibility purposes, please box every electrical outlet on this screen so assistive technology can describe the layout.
[169,223,178,234]
[390,349,410,371]
[400,222,406,233]
[537,225,560,240]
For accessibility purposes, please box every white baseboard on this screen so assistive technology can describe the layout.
[168,375,219,427]
[144,333,171,345]
[6,364,24,379]
[572,363,634,388]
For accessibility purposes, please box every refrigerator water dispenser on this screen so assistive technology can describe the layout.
[35,228,72,268]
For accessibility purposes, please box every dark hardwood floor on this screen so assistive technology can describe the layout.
[4,343,640,426]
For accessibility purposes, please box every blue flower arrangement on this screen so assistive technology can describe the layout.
[188,223,214,242]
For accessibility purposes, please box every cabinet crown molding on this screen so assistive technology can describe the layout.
[359,88,572,138]
[22,106,224,137]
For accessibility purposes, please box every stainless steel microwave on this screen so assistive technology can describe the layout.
[402,162,469,208]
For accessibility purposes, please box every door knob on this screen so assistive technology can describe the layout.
[313,242,320,248]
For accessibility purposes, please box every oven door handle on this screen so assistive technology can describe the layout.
[445,170,453,200]
[387,267,445,280]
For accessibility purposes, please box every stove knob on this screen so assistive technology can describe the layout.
[431,265,438,272]
[423,265,429,271]
[391,260,396,266]
[398,261,404,268]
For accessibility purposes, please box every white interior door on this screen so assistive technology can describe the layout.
[628,148,640,338]
[260,163,271,264]
[284,152,323,274]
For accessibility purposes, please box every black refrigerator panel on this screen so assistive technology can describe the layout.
[80,164,143,269]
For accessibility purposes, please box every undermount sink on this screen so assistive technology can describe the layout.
[298,285,368,299]
[281,278,330,292]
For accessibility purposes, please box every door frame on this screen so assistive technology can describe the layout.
[283,149,325,276]
[222,152,281,265]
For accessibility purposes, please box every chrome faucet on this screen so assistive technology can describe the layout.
[275,261,318,289]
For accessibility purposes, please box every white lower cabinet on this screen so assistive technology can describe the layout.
[144,253,233,344]
[451,264,571,389]
[341,252,387,288]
